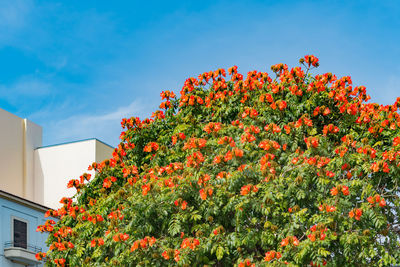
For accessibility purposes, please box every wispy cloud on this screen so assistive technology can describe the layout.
[0,0,34,44]
[0,0,33,28]
[43,100,150,147]
[0,75,53,103]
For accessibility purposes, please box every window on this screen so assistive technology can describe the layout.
[13,219,27,249]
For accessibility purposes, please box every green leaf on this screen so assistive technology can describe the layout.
[216,246,224,260]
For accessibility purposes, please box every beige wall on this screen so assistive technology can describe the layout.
[24,119,43,201]
[0,109,24,197]
[96,140,114,163]
[35,139,113,209]
[1,108,113,209]
[0,109,42,200]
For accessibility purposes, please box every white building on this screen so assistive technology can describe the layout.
[0,108,114,209]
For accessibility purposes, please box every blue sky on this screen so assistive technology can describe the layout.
[0,0,399,147]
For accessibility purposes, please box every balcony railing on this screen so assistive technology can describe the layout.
[4,241,42,253]
[4,241,42,265]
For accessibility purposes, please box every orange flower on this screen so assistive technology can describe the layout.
[355,208,362,220]
[142,184,151,196]
[140,238,147,248]
[240,185,252,196]
[280,238,289,247]
[162,250,169,260]
[278,100,287,110]
[130,241,139,251]
[330,187,338,196]
[199,189,207,200]
[181,201,187,210]
[367,196,374,204]
[349,210,354,218]
[371,162,379,172]
[341,186,349,196]
[224,151,233,162]
[234,148,244,157]
[308,233,316,242]
[149,236,156,247]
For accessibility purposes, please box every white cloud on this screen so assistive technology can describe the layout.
[0,75,53,104]
[43,100,150,147]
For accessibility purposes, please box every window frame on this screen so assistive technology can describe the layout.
[10,216,29,249]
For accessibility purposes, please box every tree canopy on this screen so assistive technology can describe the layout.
[37,55,400,266]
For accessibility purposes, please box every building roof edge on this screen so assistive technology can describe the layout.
[0,190,51,213]
[36,138,114,150]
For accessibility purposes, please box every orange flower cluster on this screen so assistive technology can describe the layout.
[174,199,188,210]
[238,259,256,267]
[53,226,73,238]
[108,209,124,220]
[186,151,205,168]
[199,187,213,200]
[130,236,156,251]
[308,224,327,242]
[393,136,400,147]
[49,241,74,251]
[218,136,236,147]
[35,252,46,261]
[330,185,349,196]
[180,237,200,250]
[203,122,222,134]
[302,156,331,168]
[103,176,117,188]
[313,106,331,116]
[304,136,319,148]
[151,110,165,120]
[303,55,320,67]
[143,142,159,152]
[264,250,282,262]
[183,137,207,150]
[197,173,211,186]
[159,90,176,109]
[53,258,66,267]
[241,108,259,119]
[81,213,103,224]
[371,161,390,173]
[171,132,186,145]
[36,219,56,233]
[319,204,336,213]
[264,123,282,134]
[240,184,258,195]
[90,238,104,247]
[240,132,256,143]
[367,194,386,207]
[66,178,84,192]
[281,236,299,247]
[348,208,363,220]
[142,183,151,195]
[162,249,181,262]
[322,124,339,135]
[258,139,281,151]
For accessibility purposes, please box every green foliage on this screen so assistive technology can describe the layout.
[38,56,400,266]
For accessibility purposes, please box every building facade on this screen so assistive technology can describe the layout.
[0,107,115,265]
[0,190,49,267]
[0,107,114,209]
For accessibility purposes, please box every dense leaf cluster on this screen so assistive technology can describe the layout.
[38,56,400,266]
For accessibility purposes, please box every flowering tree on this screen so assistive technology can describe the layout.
[37,56,400,266]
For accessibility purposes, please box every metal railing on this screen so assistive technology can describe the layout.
[4,241,42,253]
